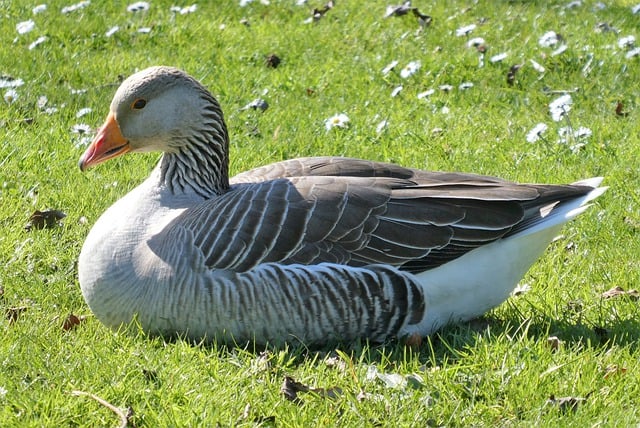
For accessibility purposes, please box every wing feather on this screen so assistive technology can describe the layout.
[152,156,598,274]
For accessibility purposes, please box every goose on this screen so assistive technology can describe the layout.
[78,66,606,346]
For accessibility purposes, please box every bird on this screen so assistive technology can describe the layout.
[77,66,606,346]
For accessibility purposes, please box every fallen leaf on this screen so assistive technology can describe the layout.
[62,313,88,331]
[280,376,341,404]
[506,64,522,85]
[603,364,627,379]
[281,376,309,404]
[385,1,413,17]
[25,209,66,231]
[547,394,588,413]
[6,306,28,324]
[0,286,4,300]
[547,336,561,352]
[310,0,334,21]
[265,53,281,68]
[615,101,629,117]
[601,286,640,300]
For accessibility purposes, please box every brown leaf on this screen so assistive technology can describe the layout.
[547,395,586,413]
[547,336,561,353]
[281,376,307,404]
[601,286,640,300]
[6,306,28,324]
[0,285,4,300]
[603,364,627,379]
[280,376,342,405]
[62,313,87,331]
[265,53,281,69]
[26,209,66,231]
[312,0,334,21]
[506,64,522,85]
[615,101,629,117]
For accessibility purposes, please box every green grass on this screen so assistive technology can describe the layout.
[1,0,639,426]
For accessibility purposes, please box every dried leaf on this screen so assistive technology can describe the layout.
[280,376,341,405]
[281,376,308,404]
[547,336,561,352]
[601,286,640,300]
[26,209,66,231]
[0,285,4,300]
[615,101,628,117]
[385,1,413,17]
[264,53,281,68]
[547,394,587,413]
[62,313,87,331]
[311,0,334,21]
[506,64,522,85]
[603,364,627,379]
[6,306,28,324]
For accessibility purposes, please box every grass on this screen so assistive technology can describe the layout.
[1,0,639,426]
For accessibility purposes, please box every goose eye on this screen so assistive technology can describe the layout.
[131,99,147,110]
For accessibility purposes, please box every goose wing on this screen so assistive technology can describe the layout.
[153,157,593,273]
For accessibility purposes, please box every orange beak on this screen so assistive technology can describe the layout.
[79,111,131,171]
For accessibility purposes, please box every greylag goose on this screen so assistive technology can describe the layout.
[78,66,606,346]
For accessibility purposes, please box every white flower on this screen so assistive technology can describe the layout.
[4,89,18,104]
[549,94,573,121]
[417,89,435,99]
[127,1,150,12]
[375,120,388,134]
[490,53,507,63]
[76,108,92,118]
[557,126,591,147]
[456,24,476,37]
[37,95,48,109]
[382,60,398,75]
[16,20,35,35]
[0,77,24,88]
[626,47,640,58]
[325,113,350,130]
[551,44,568,56]
[530,59,545,73]
[33,4,47,14]
[440,106,450,115]
[0,386,7,398]
[72,124,92,134]
[61,1,91,14]
[28,36,48,50]
[459,82,474,90]
[137,27,152,34]
[539,31,560,47]
[618,35,636,49]
[565,1,581,9]
[105,26,119,37]
[574,126,592,138]
[390,86,403,97]
[632,3,640,14]
[511,283,531,296]
[177,5,198,14]
[439,84,453,92]
[526,123,548,143]
[400,61,421,78]
[467,37,485,48]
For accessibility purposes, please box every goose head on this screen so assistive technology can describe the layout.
[79,66,230,196]
[79,66,228,171]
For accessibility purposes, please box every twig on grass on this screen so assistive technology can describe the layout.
[71,390,131,428]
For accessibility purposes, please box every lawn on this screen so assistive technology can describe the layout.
[1,0,639,426]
